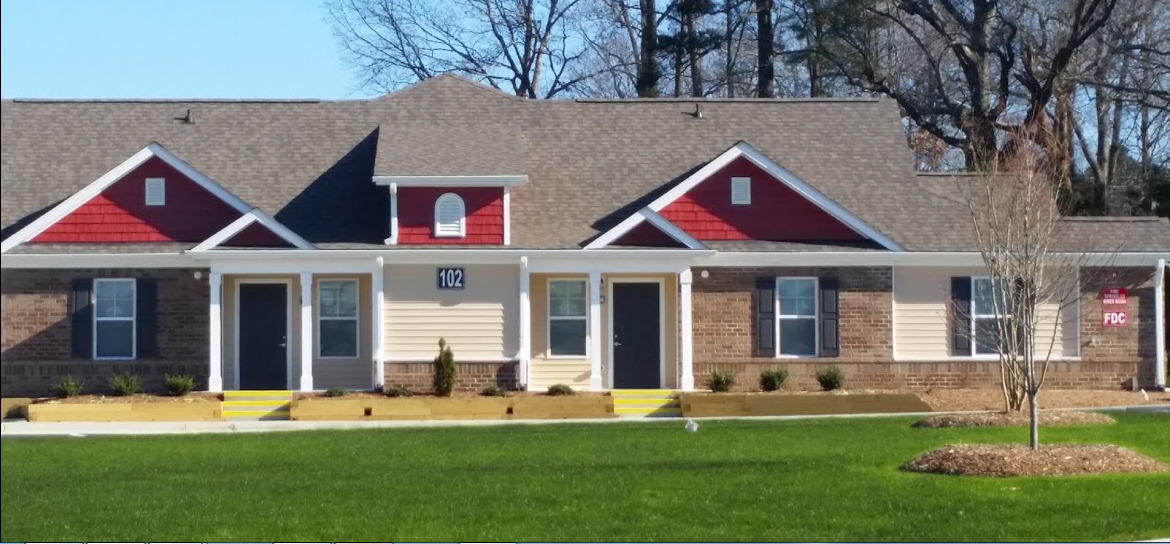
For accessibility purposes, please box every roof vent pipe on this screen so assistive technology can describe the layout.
[692,104,703,119]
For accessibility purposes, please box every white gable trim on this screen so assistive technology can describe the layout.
[372,175,528,187]
[1,142,255,254]
[192,208,313,251]
[639,209,708,249]
[585,142,904,251]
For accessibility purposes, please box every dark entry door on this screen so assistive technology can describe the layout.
[612,282,661,389]
[238,283,288,390]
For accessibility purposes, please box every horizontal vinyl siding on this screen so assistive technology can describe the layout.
[529,359,592,389]
[384,265,518,360]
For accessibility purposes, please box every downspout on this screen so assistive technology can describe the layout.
[1155,259,1166,390]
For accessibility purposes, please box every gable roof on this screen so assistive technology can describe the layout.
[5,74,1167,253]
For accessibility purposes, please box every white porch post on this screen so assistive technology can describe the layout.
[1155,259,1166,390]
[589,271,603,390]
[679,269,695,391]
[299,271,314,391]
[207,272,224,392]
[519,256,531,388]
[372,257,385,388]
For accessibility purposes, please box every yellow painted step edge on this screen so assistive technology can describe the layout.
[223,410,291,417]
[613,398,679,405]
[222,400,292,407]
[610,390,678,395]
[615,405,683,412]
[223,390,294,397]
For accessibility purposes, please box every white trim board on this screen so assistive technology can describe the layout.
[192,208,313,251]
[373,175,528,187]
[606,277,667,389]
[585,141,904,251]
[233,278,294,391]
[1,142,255,254]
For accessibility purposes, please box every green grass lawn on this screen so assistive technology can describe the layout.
[2,413,1168,542]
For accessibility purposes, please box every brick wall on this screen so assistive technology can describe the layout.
[1,268,210,396]
[383,361,518,393]
[691,265,1157,391]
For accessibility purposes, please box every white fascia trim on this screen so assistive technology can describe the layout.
[1,142,254,254]
[705,251,1170,268]
[640,209,708,249]
[372,175,528,187]
[586,141,904,251]
[1,253,192,269]
[192,208,313,251]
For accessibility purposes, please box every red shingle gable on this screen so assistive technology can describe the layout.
[397,187,504,245]
[31,156,241,243]
[659,156,865,241]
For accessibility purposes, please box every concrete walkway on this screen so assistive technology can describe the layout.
[1,404,1163,437]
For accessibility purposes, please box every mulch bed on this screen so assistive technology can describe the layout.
[903,443,1168,477]
[913,410,1114,428]
[41,393,221,404]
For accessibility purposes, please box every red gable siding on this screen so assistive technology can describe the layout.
[397,187,504,245]
[222,222,294,248]
[31,156,241,243]
[612,221,685,247]
[658,156,865,241]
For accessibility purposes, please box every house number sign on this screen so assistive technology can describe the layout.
[437,267,465,290]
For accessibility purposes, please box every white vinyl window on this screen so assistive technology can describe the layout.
[434,193,466,238]
[548,279,587,356]
[144,178,166,206]
[94,278,136,360]
[972,277,1011,355]
[731,177,751,205]
[776,277,817,357]
[318,279,359,358]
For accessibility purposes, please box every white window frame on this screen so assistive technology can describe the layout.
[317,278,360,359]
[144,177,166,206]
[93,278,136,361]
[547,278,588,358]
[775,276,819,358]
[971,276,1012,356]
[433,192,466,238]
[730,176,751,205]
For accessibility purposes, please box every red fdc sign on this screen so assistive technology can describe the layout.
[1103,310,1127,327]
[1101,287,1127,305]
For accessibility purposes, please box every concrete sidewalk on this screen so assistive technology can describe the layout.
[1,404,1163,437]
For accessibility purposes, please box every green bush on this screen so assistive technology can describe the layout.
[433,338,457,397]
[480,385,508,397]
[759,369,789,392]
[52,375,83,398]
[109,373,141,397]
[164,374,195,396]
[324,387,348,398]
[546,383,575,396]
[816,366,845,391]
[384,385,412,398]
[708,370,736,392]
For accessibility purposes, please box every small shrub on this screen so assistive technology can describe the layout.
[53,375,83,398]
[324,387,348,398]
[546,383,575,396]
[708,370,736,392]
[384,385,412,398]
[164,374,195,396]
[433,338,457,397]
[759,369,789,392]
[816,366,846,391]
[109,373,141,397]
[480,385,508,397]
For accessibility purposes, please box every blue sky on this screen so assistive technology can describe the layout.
[1,0,376,99]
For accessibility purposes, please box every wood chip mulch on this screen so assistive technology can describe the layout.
[43,393,221,404]
[913,410,1114,428]
[903,443,1168,477]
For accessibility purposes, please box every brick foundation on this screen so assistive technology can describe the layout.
[383,361,519,393]
[2,268,210,397]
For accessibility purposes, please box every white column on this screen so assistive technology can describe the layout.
[372,257,385,388]
[299,271,314,391]
[589,271,603,390]
[1155,259,1166,390]
[207,272,224,392]
[388,183,399,245]
[679,269,695,391]
[518,256,531,387]
[503,187,512,246]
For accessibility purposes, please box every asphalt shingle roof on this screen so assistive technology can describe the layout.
[3,74,1167,253]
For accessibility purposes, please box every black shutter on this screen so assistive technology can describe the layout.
[819,277,840,357]
[755,277,775,357]
[136,278,158,358]
[951,277,972,355]
[70,278,93,358]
